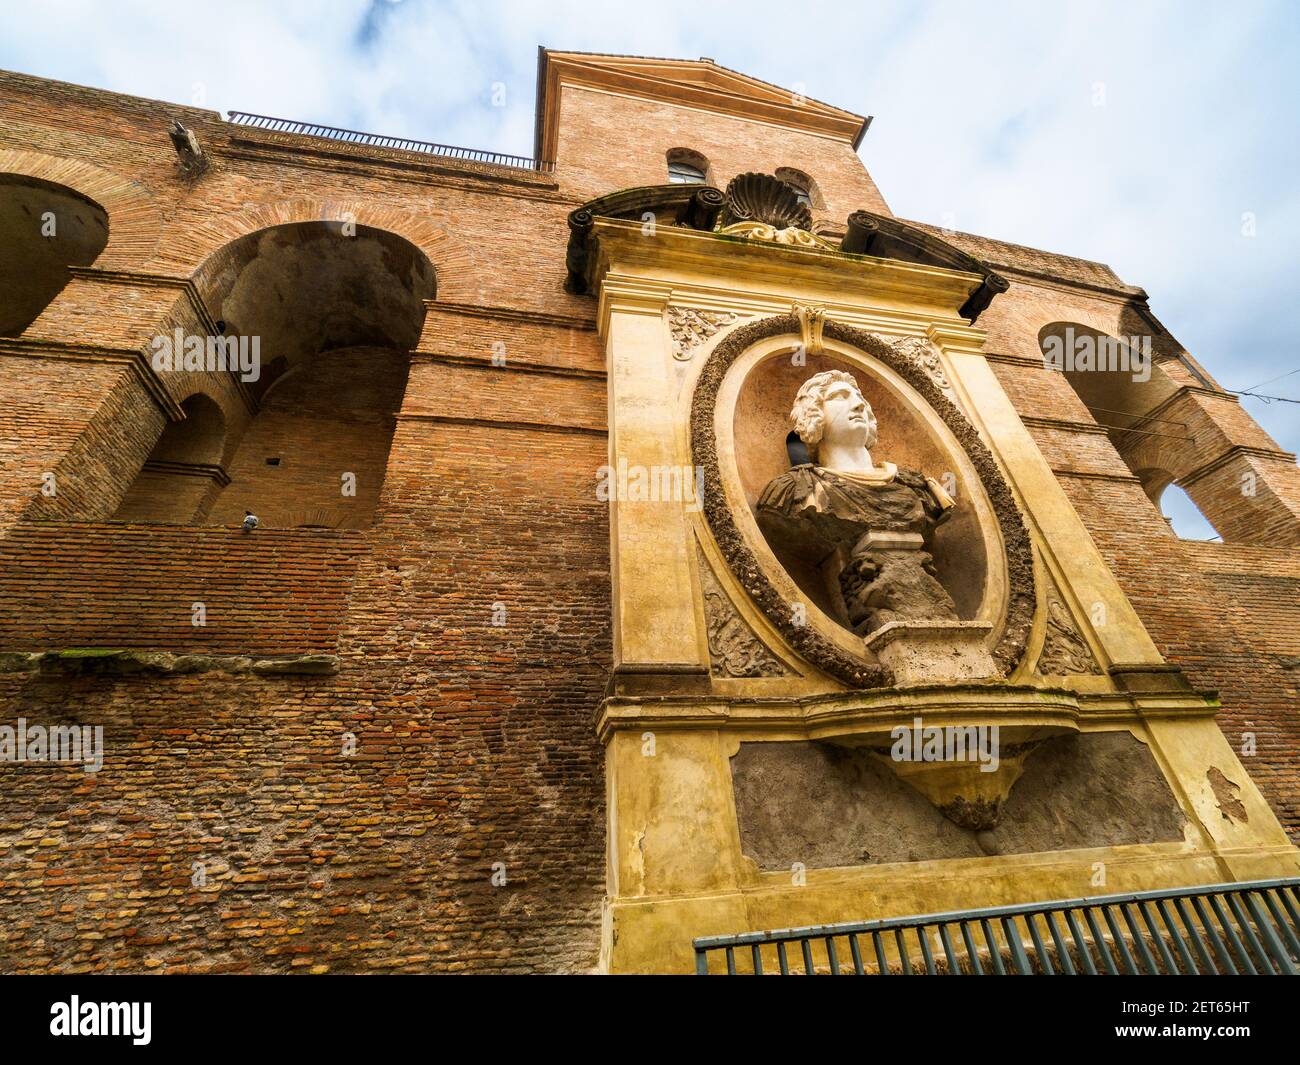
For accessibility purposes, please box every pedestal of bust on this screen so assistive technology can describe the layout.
[863,619,998,684]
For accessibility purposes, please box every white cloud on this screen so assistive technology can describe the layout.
[1,0,1296,466]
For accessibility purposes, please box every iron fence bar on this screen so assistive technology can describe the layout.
[1024,912,1053,975]
[725,946,736,976]
[1138,900,1178,974]
[1120,903,1161,974]
[1243,893,1295,974]
[825,936,841,975]
[1260,890,1300,960]
[751,943,764,976]
[960,920,985,975]
[1153,898,1197,974]
[917,925,937,975]
[1100,905,1140,974]
[980,918,1006,975]
[848,933,865,975]
[872,931,888,976]
[800,937,815,976]
[1042,910,1075,975]
[1189,896,1237,973]
[1174,897,1218,973]
[1082,908,1119,975]
[1001,916,1032,974]
[1064,909,1097,975]
[894,929,913,975]
[776,940,790,976]
[936,923,961,974]
[1285,886,1300,926]
[1207,894,1256,974]
[1226,893,1274,974]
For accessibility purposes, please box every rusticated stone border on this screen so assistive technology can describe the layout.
[690,314,1035,689]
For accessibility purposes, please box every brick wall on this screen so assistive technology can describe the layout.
[1,53,1297,976]
[0,65,613,972]
[204,345,409,530]
[0,522,363,654]
[554,82,891,222]
[1013,370,1300,841]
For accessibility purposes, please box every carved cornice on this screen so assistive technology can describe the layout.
[587,218,987,330]
[567,176,1006,326]
[689,315,1036,689]
[595,684,1219,744]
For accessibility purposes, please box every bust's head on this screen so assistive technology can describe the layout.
[790,370,878,463]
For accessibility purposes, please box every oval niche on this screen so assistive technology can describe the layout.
[689,314,1034,688]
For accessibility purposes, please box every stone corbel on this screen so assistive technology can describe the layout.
[168,120,208,178]
[792,302,827,356]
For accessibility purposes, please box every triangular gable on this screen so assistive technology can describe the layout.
[535,49,871,162]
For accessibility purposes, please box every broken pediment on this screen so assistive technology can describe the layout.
[841,210,1009,322]
[565,183,724,293]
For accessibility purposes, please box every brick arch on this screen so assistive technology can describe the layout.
[1123,433,1198,488]
[0,148,161,268]
[152,196,464,289]
[1037,319,1177,411]
[1038,318,1236,538]
[991,293,1131,363]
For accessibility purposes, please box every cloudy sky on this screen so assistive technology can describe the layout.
[2,0,1296,536]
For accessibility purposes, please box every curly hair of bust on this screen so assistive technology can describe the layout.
[790,370,877,456]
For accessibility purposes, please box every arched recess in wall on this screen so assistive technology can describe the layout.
[666,147,711,185]
[119,220,437,529]
[114,394,227,524]
[1037,321,1225,540]
[0,174,109,336]
[774,167,823,210]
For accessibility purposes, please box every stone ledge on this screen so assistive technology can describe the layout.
[0,649,340,676]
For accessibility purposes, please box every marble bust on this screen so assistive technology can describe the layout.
[756,370,959,635]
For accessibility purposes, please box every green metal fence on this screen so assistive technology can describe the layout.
[693,877,1300,975]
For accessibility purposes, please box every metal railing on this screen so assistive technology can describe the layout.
[693,877,1300,975]
[225,111,555,173]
